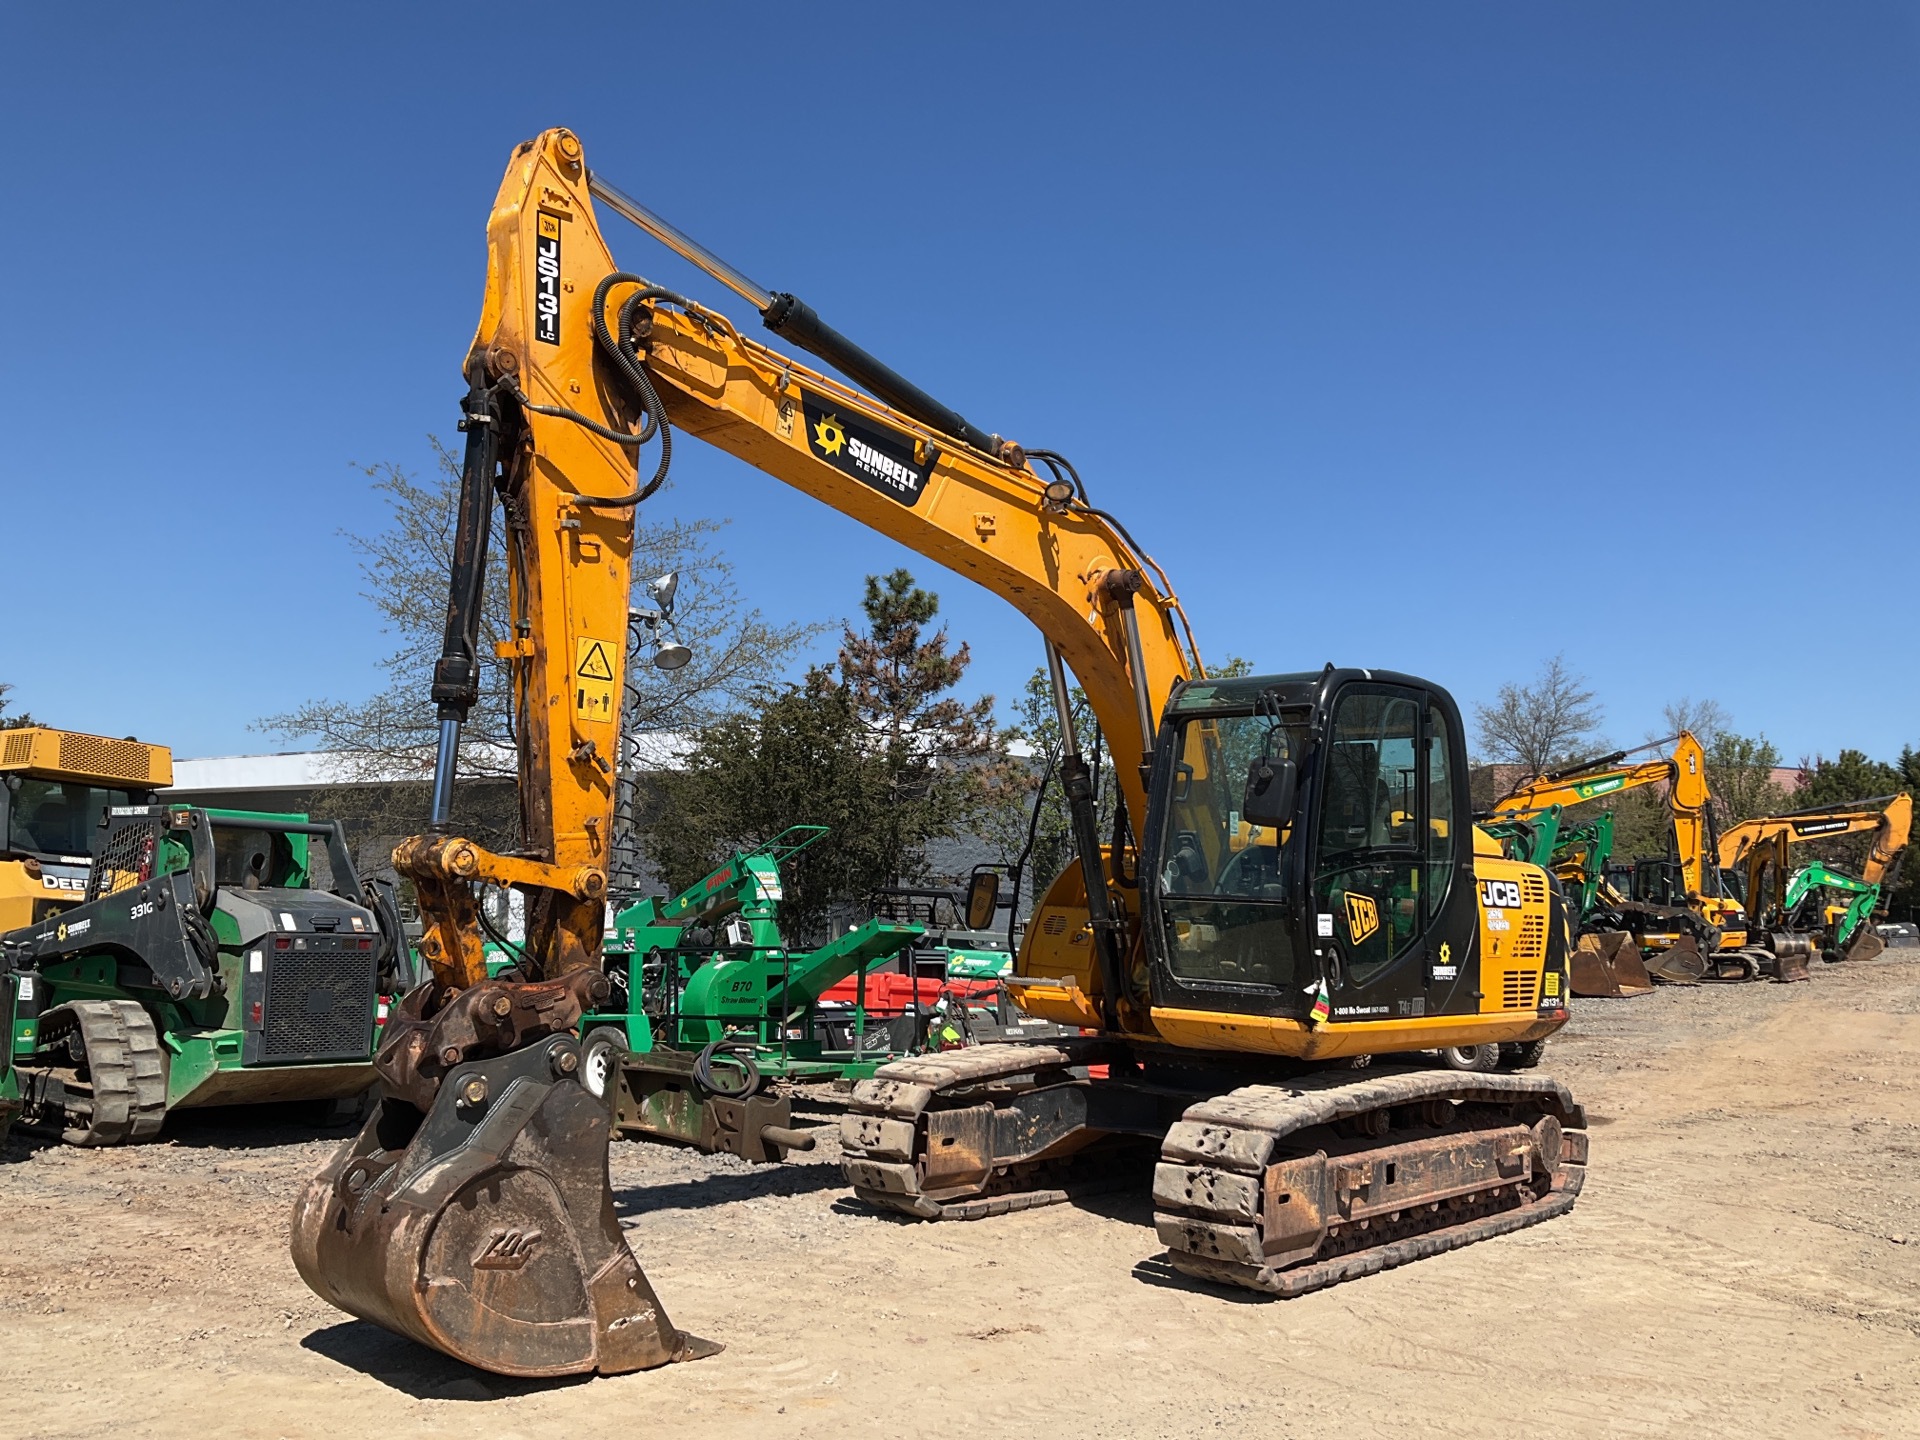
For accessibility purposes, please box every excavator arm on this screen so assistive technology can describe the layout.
[1494,733,1711,896]
[576,171,1201,812]
[291,132,721,1380]
[1717,792,1912,885]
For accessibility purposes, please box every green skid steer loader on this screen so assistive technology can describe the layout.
[2,804,409,1144]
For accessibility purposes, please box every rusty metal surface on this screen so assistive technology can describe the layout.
[292,1033,717,1378]
[610,1052,802,1163]
[1153,1068,1587,1298]
[1842,929,1888,964]
[373,972,606,1113]
[1644,936,1708,984]
[1569,931,1654,998]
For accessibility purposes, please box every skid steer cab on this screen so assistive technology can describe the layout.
[1,805,409,1145]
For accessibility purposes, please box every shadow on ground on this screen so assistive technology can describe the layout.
[301,1320,593,1399]
[613,1160,848,1215]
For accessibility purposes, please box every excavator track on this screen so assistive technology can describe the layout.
[1154,1067,1586,1296]
[28,1000,169,1146]
[840,1038,1136,1219]
[843,1047,1589,1303]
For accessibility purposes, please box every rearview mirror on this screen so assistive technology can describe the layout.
[1242,756,1298,831]
[965,870,1000,930]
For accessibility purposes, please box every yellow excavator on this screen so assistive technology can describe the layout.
[1717,793,1911,963]
[294,128,1588,1377]
[1489,732,1773,985]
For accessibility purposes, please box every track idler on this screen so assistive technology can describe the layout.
[291,979,716,1378]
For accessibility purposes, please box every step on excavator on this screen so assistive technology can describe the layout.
[1718,794,1910,963]
[294,128,1588,1377]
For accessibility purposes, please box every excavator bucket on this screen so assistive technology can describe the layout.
[291,1031,718,1377]
[1841,928,1886,964]
[1569,931,1654,997]
[1644,936,1708,984]
[1765,933,1813,983]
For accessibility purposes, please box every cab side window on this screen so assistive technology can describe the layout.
[1315,690,1421,984]
[1425,703,1456,922]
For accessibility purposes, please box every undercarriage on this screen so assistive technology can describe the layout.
[840,1039,1587,1296]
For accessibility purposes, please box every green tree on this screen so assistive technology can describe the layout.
[649,570,1011,932]
[831,570,1016,882]
[646,683,896,938]
[1706,731,1791,829]
[0,683,34,730]
[1791,748,1909,893]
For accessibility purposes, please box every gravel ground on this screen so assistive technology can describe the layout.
[3,951,1917,1439]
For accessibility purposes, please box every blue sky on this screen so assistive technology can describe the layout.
[4,3,1915,766]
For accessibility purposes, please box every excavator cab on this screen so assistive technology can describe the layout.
[1136,669,1511,1034]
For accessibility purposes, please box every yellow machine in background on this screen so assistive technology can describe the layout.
[0,728,173,931]
[1492,733,1778,982]
[1719,794,1911,962]
[295,128,1587,1377]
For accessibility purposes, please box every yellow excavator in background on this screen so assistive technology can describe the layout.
[1718,793,1911,963]
[1490,733,1777,985]
[295,128,1588,1377]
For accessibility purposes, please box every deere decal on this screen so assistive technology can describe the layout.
[801,390,935,506]
[1344,891,1380,945]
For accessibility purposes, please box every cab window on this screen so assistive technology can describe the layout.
[1314,690,1421,985]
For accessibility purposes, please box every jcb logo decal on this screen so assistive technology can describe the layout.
[1480,878,1522,910]
[1344,891,1380,944]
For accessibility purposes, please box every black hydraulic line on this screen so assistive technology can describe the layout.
[1003,749,1058,952]
[692,1039,760,1098]
[430,374,504,729]
[760,291,1003,458]
[1046,643,1124,1032]
[1026,449,1090,505]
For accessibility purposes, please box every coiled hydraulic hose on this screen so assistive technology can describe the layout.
[500,272,698,509]
[692,1039,761,1099]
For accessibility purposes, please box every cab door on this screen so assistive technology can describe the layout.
[1311,685,1476,1021]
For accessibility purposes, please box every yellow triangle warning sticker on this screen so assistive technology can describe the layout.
[575,638,616,682]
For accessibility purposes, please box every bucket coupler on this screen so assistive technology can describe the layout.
[291,976,717,1378]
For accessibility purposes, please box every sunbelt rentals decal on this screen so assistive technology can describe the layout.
[800,390,936,506]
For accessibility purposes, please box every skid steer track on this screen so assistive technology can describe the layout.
[24,1000,168,1146]
[1155,1067,1586,1296]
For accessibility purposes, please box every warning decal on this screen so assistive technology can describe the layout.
[574,637,617,722]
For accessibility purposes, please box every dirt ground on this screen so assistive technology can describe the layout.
[4,955,1918,1440]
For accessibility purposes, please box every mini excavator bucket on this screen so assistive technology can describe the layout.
[1568,931,1654,997]
[1766,933,1813,983]
[1841,928,1886,964]
[1643,935,1708,985]
[292,982,718,1378]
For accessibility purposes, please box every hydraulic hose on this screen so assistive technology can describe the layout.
[500,273,697,509]
[692,1039,761,1099]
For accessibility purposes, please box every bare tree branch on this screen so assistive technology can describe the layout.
[1473,654,1604,776]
